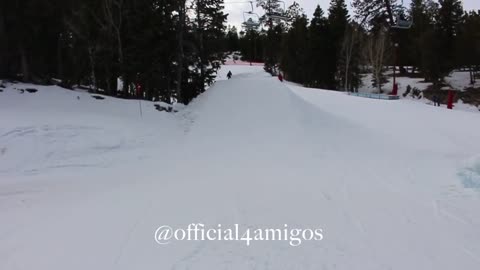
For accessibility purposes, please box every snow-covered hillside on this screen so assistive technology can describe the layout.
[1,66,480,269]
[358,71,480,112]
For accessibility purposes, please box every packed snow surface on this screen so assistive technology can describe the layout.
[1,66,480,269]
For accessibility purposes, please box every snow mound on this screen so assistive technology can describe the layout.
[458,156,480,190]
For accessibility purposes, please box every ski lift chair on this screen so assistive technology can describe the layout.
[266,12,288,21]
[243,12,261,30]
[242,1,261,30]
[392,0,413,29]
[392,15,413,29]
[265,1,288,21]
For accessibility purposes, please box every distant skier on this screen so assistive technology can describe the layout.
[278,73,283,82]
[432,95,440,106]
[227,71,232,80]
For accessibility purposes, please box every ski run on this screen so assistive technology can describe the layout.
[1,65,480,269]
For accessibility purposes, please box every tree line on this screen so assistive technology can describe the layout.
[1,0,478,101]
[0,0,227,104]
[235,0,480,93]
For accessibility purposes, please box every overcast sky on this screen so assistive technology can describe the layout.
[224,0,480,29]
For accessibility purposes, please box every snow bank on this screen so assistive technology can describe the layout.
[359,73,430,97]
[359,72,480,112]
[0,82,180,181]
[446,71,480,90]
[286,82,480,157]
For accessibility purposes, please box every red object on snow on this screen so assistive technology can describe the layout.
[392,83,398,96]
[447,90,455,109]
[278,73,283,82]
[136,83,142,97]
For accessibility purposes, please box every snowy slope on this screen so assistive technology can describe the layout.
[0,83,181,178]
[1,67,480,269]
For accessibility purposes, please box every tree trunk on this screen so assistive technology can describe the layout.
[383,0,395,26]
[176,0,186,104]
[105,66,112,95]
[88,46,97,91]
[470,65,475,85]
[19,45,30,82]
[197,1,205,92]
[0,9,7,77]
[345,61,349,91]
[116,27,125,93]
[57,35,64,80]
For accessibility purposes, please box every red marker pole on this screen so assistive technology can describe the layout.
[392,83,398,96]
[447,90,455,110]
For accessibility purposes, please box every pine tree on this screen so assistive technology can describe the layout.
[284,1,305,29]
[306,5,330,88]
[281,14,308,83]
[435,0,463,81]
[419,27,443,85]
[239,29,264,63]
[352,0,400,28]
[337,23,363,91]
[188,0,227,102]
[327,0,350,89]
[2,0,71,83]
[175,0,187,103]
[407,0,438,74]
[256,0,285,75]
[365,29,389,93]
[126,0,178,102]
[0,0,229,104]
[263,25,284,75]
[226,26,240,52]
[328,0,349,39]
[417,0,463,86]
[457,11,480,84]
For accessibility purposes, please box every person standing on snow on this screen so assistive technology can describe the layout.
[432,95,440,106]
[278,73,283,82]
[227,71,232,79]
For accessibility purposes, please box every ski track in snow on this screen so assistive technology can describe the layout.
[1,67,480,269]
